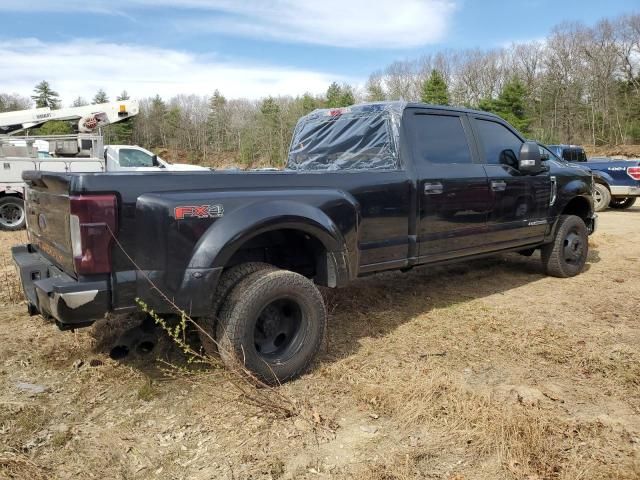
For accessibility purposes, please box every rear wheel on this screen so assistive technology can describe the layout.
[197,262,275,355]
[541,215,588,278]
[0,197,25,231]
[592,183,611,212]
[216,268,326,384]
[609,197,636,209]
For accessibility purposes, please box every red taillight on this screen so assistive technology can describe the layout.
[69,194,118,275]
[627,166,640,181]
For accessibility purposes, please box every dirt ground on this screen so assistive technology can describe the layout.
[1,208,639,480]
[584,144,640,159]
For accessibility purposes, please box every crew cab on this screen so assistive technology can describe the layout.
[548,144,640,211]
[13,102,596,383]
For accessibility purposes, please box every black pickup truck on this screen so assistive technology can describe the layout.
[13,102,596,383]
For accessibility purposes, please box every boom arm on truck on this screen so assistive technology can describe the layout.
[0,100,139,135]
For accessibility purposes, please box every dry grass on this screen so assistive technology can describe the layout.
[0,208,639,479]
[0,230,26,304]
[0,452,49,480]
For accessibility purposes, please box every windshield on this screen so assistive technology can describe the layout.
[286,103,402,171]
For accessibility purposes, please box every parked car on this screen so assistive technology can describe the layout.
[547,144,640,211]
[13,102,596,383]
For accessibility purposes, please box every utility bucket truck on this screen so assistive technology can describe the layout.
[0,100,206,230]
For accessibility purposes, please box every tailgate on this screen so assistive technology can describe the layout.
[23,171,76,276]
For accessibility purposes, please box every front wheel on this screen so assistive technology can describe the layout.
[541,215,588,278]
[216,268,326,384]
[592,183,611,212]
[0,197,26,231]
[609,197,636,210]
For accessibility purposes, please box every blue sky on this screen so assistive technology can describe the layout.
[0,0,636,104]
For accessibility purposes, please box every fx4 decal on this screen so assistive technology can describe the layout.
[174,204,224,220]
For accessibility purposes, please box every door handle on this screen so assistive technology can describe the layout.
[491,180,507,192]
[424,182,443,195]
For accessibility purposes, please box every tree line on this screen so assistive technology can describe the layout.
[1,12,638,167]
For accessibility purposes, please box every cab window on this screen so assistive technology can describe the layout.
[474,119,523,168]
[119,149,154,167]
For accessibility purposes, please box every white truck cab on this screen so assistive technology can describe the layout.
[104,145,207,171]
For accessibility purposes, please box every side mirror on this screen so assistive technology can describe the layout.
[519,142,542,174]
[151,154,159,166]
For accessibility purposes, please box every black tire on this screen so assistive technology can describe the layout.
[541,215,588,278]
[0,197,25,231]
[608,197,636,209]
[592,183,611,212]
[197,262,276,356]
[217,268,326,384]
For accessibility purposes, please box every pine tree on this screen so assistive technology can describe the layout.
[301,93,318,114]
[326,82,342,108]
[107,90,134,143]
[421,70,449,105]
[31,81,61,109]
[260,97,283,164]
[339,85,355,107]
[207,89,228,152]
[92,89,109,104]
[148,95,167,147]
[72,97,89,107]
[36,121,72,135]
[479,77,530,133]
[164,107,181,146]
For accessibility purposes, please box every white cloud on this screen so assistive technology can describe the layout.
[0,0,457,49]
[0,38,355,104]
[172,0,457,48]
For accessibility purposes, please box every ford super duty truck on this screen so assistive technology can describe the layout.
[13,102,596,383]
[547,144,640,212]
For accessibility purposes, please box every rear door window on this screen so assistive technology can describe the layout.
[409,113,473,164]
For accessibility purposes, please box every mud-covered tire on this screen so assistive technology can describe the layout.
[541,215,588,278]
[197,262,276,356]
[0,197,25,231]
[216,269,326,385]
[609,197,636,209]
[592,183,611,212]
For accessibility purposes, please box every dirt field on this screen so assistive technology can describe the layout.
[1,209,639,480]
[584,144,640,159]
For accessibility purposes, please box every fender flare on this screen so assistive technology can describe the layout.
[547,193,593,241]
[187,199,352,275]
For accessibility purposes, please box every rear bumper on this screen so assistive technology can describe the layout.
[12,244,110,330]
[610,185,640,197]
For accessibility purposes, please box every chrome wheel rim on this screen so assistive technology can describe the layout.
[0,202,24,228]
